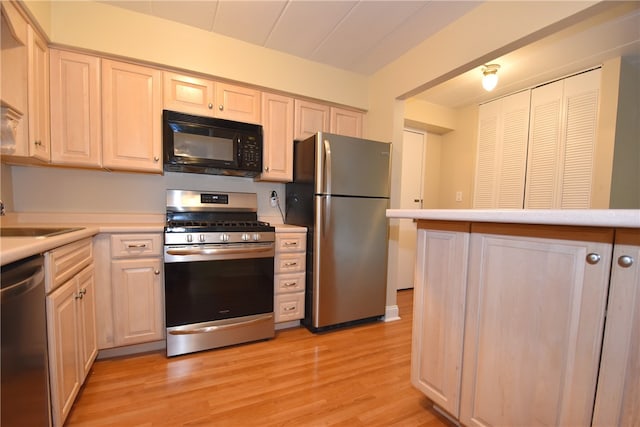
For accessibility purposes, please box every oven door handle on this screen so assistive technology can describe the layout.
[166,244,273,257]
[168,314,273,335]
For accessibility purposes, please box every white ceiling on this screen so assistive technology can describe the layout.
[102,0,640,109]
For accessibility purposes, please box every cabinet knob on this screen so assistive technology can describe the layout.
[219,104,224,111]
[154,156,160,162]
[154,270,160,275]
[34,140,42,146]
[265,166,269,172]
[75,292,84,300]
[208,103,213,109]
[618,255,634,268]
[586,253,601,265]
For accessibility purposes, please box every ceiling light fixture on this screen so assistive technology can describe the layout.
[482,64,500,91]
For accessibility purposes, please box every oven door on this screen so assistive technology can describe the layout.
[164,243,274,327]
[163,242,275,357]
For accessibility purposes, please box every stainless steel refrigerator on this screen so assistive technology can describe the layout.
[286,132,391,332]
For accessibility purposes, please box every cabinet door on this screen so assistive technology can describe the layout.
[27,25,50,161]
[163,71,215,117]
[102,59,162,173]
[47,278,80,427]
[294,99,329,140]
[77,264,97,381]
[111,258,163,346]
[50,49,102,167]
[260,92,294,182]
[461,224,613,427]
[330,106,363,138]
[215,82,261,124]
[592,229,640,426]
[412,221,469,418]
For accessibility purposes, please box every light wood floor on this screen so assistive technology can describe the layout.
[66,290,452,426]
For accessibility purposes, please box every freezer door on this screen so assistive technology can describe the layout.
[312,195,389,328]
[314,133,391,198]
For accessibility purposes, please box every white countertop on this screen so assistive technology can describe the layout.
[0,222,164,265]
[0,213,305,266]
[386,209,640,228]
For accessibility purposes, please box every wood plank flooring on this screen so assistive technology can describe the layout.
[66,290,452,426]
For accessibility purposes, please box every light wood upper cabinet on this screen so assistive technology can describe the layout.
[163,71,215,117]
[294,99,330,140]
[216,81,261,124]
[27,25,50,161]
[102,59,162,173]
[163,72,261,124]
[330,106,363,138]
[461,224,613,427]
[50,49,102,167]
[260,92,294,182]
[0,2,50,163]
[592,229,640,427]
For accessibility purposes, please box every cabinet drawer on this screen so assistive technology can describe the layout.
[276,233,306,253]
[275,292,304,322]
[274,252,305,273]
[275,272,305,294]
[110,234,162,258]
[45,238,93,293]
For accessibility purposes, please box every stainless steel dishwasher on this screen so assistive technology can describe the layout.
[1,255,51,426]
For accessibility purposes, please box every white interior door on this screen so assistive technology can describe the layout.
[397,129,426,290]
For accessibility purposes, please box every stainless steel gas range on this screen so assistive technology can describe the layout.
[163,189,275,357]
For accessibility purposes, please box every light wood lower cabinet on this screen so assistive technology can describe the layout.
[592,229,640,426]
[46,238,96,427]
[461,224,613,426]
[95,233,164,349]
[412,221,469,417]
[111,257,164,346]
[274,229,306,324]
[411,221,638,426]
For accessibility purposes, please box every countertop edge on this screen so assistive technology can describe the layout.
[386,209,640,228]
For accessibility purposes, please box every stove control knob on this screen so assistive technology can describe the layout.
[253,233,261,241]
[199,234,206,243]
[220,233,229,242]
[242,233,250,241]
[186,234,193,243]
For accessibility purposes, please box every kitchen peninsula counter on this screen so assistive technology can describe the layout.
[386,208,640,228]
[386,208,639,426]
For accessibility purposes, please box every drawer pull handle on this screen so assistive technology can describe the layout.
[284,262,298,267]
[284,306,296,311]
[284,242,298,246]
[283,282,297,287]
[127,243,148,248]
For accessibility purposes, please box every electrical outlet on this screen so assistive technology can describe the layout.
[455,191,463,202]
[270,190,278,207]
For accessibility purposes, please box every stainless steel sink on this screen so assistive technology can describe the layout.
[0,227,84,237]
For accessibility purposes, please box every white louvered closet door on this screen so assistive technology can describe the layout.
[525,69,601,208]
[473,90,530,208]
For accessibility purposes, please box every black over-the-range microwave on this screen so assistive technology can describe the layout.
[162,109,263,177]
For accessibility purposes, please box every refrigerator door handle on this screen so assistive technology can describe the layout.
[323,139,332,194]
[321,196,331,238]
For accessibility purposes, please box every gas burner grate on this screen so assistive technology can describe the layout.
[166,220,271,229]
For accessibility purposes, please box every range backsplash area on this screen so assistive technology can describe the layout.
[7,165,285,224]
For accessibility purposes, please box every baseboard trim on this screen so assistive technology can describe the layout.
[97,340,165,359]
[384,304,400,322]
